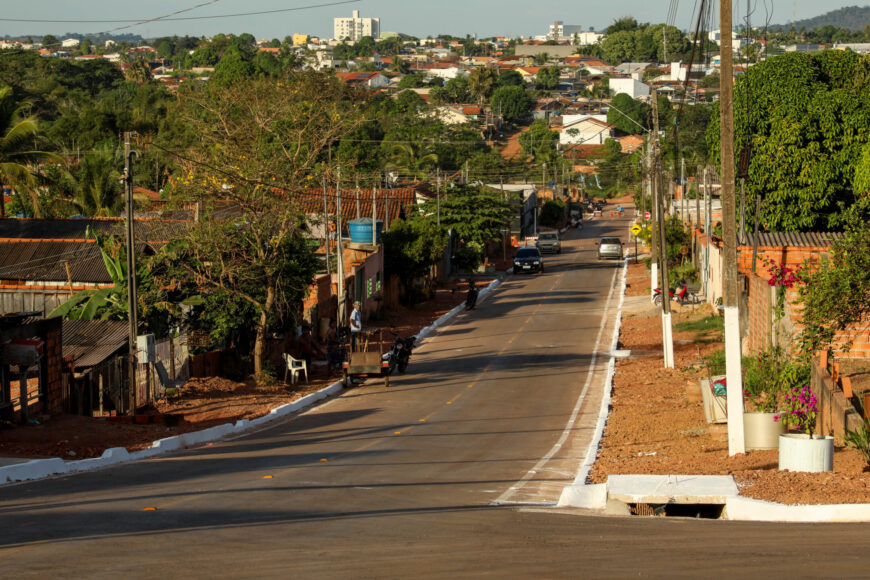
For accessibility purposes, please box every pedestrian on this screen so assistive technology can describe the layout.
[325,319,343,369]
[349,300,362,351]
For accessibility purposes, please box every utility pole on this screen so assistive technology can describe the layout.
[739,178,746,238]
[372,187,377,246]
[648,126,658,300]
[681,156,686,223]
[436,167,441,227]
[123,132,138,415]
[704,167,711,297]
[336,168,346,330]
[695,164,702,231]
[720,0,746,455]
[651,90,674,368]
[355,174,361,220]
[323,177,331,276]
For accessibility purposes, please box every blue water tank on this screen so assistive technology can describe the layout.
[348,218,384,244]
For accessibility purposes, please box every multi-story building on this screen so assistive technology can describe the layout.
[334,10,380,42]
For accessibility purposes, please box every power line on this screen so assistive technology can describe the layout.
[0,0,360,24]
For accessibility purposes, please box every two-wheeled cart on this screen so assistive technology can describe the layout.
[341,329,391,387]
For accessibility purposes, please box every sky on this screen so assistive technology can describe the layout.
[0,1,865,41]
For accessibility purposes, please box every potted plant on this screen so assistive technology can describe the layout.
[777,384,834,472]
[741,347,791,450]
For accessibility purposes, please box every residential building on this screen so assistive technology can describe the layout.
[293,34,309,46]
[610,75,650,99]
[559,117,615,146]
[61,38,80,48]
[547,21,583,41]
[334,10,380,42]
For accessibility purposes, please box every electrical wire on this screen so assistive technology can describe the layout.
[0,0,360,24]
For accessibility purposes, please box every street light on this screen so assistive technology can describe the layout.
[500,227,510,262]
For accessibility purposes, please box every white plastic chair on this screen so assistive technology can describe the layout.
[283,353,308,384]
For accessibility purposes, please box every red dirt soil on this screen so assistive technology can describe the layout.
[589,261,870,505]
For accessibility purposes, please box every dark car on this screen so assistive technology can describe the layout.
[513,247,544,274]
[535,232,561,254]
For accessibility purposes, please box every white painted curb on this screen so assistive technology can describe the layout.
[415,277,502,345]
[725,496,870,522]
[558,257,628,508]
[0,379,346,486]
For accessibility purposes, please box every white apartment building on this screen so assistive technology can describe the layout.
[334,10,380,42]
[546,22,602,45]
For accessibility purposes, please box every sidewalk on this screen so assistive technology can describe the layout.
[558,259,870,522]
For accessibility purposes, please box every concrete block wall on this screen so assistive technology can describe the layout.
[43,324,63,414]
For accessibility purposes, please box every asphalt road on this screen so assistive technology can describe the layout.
[2,212,870,578]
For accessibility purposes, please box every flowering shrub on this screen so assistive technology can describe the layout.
[761,257,803,323]
[774,384,818,435]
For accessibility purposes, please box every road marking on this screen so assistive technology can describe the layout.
[394,431,402,434]
[493,262,620,506]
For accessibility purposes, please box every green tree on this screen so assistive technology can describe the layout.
[398,73,426,89]
[41,35,59,49]
[535,65,560,90]
[170,73,361,374]
[497,69,524,87]
[540,199,566,227]
[468,67,499,104]
[607,93,649,134]
[74,148,123,216]
[385,142,438,181]
[490,85,531,122]
[382,218,447,304]
[0,86,59,218]
[708,50,870,231]
[519,120,558,162]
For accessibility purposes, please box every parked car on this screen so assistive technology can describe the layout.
[535,232,561,254]
[597,237,624,260]
[513,247,544,274]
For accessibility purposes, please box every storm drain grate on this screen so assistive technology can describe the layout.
[629,503,724,519]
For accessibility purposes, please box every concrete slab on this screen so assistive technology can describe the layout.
[621,295,657,315]
[607,474,739,504]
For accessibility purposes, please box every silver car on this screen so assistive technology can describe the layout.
[535,232,561,254]
[597,237,623,260]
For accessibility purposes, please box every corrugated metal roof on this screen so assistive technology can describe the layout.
[0,218,188,242]
[0,241,112,283]
[62,320,128,369]
[738,231,845,248]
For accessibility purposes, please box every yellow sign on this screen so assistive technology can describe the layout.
[630,224,642,235]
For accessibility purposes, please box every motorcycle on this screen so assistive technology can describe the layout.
[465,281,479,310]
[382,330,417,376]
[653,280,699,306]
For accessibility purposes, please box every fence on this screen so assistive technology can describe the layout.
[136,335,189,405]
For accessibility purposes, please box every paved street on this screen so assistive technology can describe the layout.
[2,213,870,578]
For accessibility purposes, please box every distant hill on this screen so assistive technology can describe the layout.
[771,5,870,32]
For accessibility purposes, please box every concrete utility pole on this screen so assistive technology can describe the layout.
[695,164,702,231]
[651,90,674,368]
[123,132,138,415]
[648,110,658,300]
[436,167,441,227]
[720,0,746,455]
[372,187,377,246]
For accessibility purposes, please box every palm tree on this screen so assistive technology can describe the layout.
[74,148,124,217]
[385,143,438,182]
[0,86,58,218]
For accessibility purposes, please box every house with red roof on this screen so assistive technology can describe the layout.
[335,71,390,88]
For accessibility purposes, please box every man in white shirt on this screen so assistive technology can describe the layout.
[349,300,362,351]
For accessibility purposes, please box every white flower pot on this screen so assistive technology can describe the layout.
[778,433,834,472]
[743,412,786,450]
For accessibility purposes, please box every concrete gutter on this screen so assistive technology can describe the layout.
[1,278,503,487]
[0,380,345,486]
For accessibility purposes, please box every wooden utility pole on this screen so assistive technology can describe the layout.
[123,132,138,416]
[720,0,746,455]
[322,178,331,276]
[336,168,346,329]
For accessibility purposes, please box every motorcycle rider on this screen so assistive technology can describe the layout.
[465,279,479,310]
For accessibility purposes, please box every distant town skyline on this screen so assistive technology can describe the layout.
[0,0,863,41]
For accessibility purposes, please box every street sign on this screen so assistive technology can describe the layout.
[630,224,642,236]
[644,211,651,220]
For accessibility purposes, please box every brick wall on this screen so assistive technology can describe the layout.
[43,324,63,414]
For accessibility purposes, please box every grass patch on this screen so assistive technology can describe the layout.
[675,315,724,335]
[704,348,726,375]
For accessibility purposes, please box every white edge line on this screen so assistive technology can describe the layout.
[493,261,621,505]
